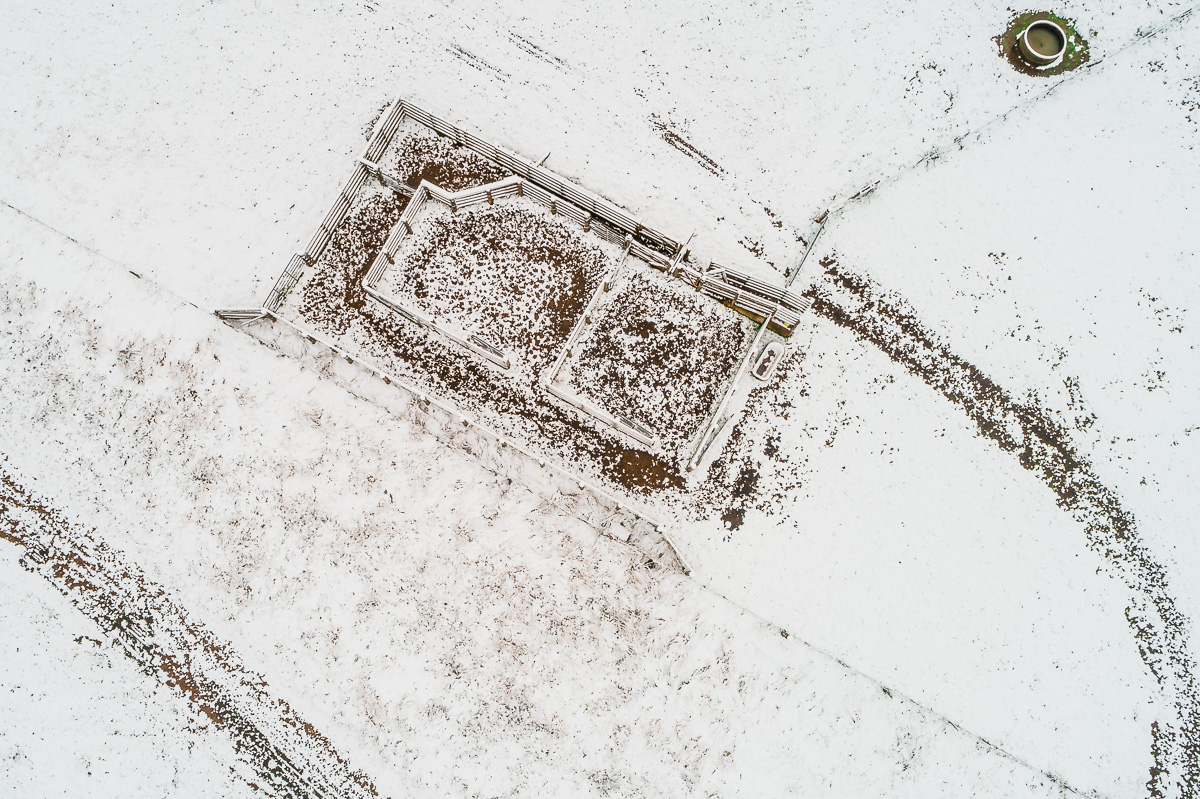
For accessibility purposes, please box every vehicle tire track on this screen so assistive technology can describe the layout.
[0,462,381,799]
[649,115,724,176]
[805,265,1199,798]
[507,31,568,70]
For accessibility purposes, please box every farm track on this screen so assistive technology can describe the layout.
[805,266,1200,798]
[0,462,380,799]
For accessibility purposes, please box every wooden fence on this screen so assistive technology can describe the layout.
[264,162,371,313]
[272,95,812,336]
[265,253,308,312]
[365,97,681,255]
[250,309,686,572]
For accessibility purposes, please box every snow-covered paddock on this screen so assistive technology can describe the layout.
[0,207,1071,797]
[3,0,1198,795]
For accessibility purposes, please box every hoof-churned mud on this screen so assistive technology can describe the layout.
[0,464,380,799]
[569,271,750,454]
[698,350,805,534]
[805,265,1199,798]
[289,178,683,493]
[381,200,608,371]
[391,129,510,192]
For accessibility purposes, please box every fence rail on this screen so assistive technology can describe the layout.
[252,310,687,572]
[265,253,308,312]
[367,98,682,254]
[275,96,811,337]
[303,163,371,266]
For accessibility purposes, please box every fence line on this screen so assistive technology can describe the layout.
[304,163,371,266]
[366,286,513,370]
[786,211,829,288]
[252,310,687,572]
[533,237,662,449]
[543,238,632,383]
[265,253,308,312]
[687,307,777,472]
[385,100,682,255]
[288,96,810,335]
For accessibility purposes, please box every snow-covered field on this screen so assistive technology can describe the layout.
[2,0,1199,796]
[0,554,258,799]
[0,217,1072,796]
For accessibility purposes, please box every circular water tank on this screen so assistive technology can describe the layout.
[1018,20,1067,67]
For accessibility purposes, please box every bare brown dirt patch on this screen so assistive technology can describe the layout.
[392,130,510,192]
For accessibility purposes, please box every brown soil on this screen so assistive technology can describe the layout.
[388,202,608,370]
[290,180,682,493]
[0,463,379,799]
[392,130,510,192]
[804,264,1199,796]
[298,186,408,334]
[569,272,749,455]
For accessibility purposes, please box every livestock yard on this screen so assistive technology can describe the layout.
[2,2,1199,797]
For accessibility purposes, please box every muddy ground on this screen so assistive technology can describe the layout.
[390,128,510,191]
[381,200,609,372]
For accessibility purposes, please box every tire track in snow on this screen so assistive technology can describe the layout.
[805,265,1199,798]
[0,462,381,799]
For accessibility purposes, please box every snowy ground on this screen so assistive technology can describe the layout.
[1,214,1071,797]
[0,554,257,799]
[804,9,1200,631]
[2,0,1199,796]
